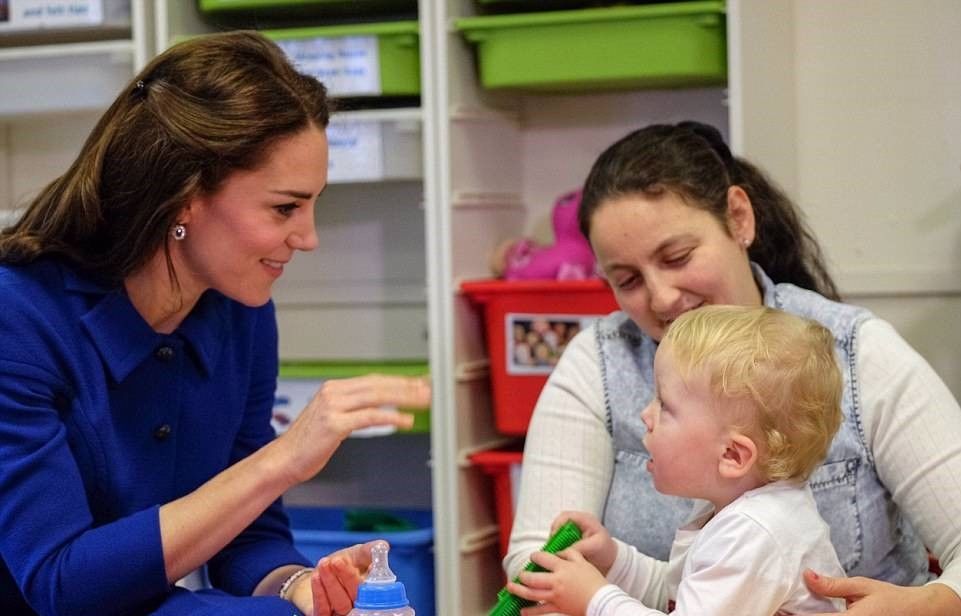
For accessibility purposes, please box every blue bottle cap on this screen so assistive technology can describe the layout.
[355,578,410,609]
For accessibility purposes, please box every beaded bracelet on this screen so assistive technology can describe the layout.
[278,568,313,602]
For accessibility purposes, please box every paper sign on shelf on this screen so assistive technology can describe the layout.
[0,0,108,30]
[276,35,381,97]
[326,120,385,183]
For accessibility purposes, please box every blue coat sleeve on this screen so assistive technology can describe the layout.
[206,300,311,595]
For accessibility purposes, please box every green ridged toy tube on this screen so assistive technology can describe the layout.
[487,520,583,616]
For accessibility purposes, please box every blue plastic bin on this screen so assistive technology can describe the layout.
[287,507,434,616]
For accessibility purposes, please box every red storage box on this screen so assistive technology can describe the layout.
[469,443,525,559]
[461,279,618,435]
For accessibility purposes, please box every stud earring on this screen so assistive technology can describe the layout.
[172,223,187,241]
[742,238,751,248]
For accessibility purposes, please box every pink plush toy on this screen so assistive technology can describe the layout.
[490,189,597,281]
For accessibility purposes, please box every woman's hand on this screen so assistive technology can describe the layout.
[507,549,608,616]
[287,540,381,616]
[280,374,430,484]
[803,569,961,615]
[551,510,618,575]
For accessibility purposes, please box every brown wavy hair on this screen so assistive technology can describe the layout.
[0,30,331,285]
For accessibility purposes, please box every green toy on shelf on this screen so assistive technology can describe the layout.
[488,520,582,616]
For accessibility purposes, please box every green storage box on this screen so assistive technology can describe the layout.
[198,0,417,17]
[455,1,726,92]
[276,360,430,433]
[474,0,600,9]
[263,21,420,97]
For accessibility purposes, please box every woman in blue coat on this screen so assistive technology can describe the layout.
[0,31,429,616]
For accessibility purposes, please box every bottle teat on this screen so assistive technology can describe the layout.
[353,541,412,612]
[366,541,397,584]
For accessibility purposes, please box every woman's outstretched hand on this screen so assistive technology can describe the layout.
[279,374,431,484]
[802,569,961,615]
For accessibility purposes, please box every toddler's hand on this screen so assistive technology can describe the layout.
[551,511,617,575]
[507,549,608,616]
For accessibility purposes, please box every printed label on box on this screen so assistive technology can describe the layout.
[326,121,384,183]
[276,35,381,96]
[505,313,600,375]
[41,0,103,24]
[0,0,104,30]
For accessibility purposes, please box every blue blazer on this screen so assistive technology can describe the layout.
[0,258,309,615]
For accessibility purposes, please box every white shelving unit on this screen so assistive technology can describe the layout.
[0,2,151,117]
[0,1,151,211]
[0,39,137,117]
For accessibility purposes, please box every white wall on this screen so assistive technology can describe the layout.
[794,1,961,296]
[735,0,961,399]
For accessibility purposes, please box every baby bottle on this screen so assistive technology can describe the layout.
[348,541,415,616]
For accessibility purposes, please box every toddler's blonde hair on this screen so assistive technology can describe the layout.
[661,305,842,482]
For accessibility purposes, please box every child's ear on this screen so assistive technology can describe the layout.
[718,432,758,479]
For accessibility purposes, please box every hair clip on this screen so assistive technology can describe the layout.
[132,80,148,100]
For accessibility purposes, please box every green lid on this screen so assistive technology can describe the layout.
[456,1,726,35]
[199,0,415,13]
[262,20,418,40]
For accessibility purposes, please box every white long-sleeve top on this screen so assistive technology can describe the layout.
[587,482,845,616]
[506,317,961,608]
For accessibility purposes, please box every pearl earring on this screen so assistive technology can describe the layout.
[172,223,187,241]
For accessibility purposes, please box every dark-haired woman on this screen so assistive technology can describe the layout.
[507,122,961,615]
[0,31,429,616]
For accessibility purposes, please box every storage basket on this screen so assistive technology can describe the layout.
[460,279,617,435]
[455,1,726,92]
[469,443,524,559]
[288,506,434,615]
[264,21,420,97]
[198,0,417,18]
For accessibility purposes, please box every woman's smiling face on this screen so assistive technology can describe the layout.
[176,124,328,307]
[589,188,762,341]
